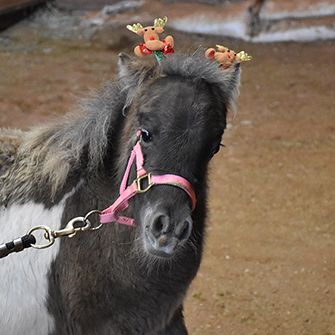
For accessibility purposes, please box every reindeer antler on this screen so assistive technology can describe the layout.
[126,22,144,34]
[216,44,228,52]
[237,51,252,62]
[154,16,168,28]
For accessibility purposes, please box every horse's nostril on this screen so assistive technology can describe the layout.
[175,218,193,241]
[153,219,163,233]
[180,223,189,240]
[151,215,169,238]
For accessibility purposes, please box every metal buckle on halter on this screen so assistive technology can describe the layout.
[136,173,153,193]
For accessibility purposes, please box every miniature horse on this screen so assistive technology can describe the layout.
[0,53,240,334]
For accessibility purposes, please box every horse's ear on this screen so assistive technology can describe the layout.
[117,53,155,114]
[118,52,133,82]
[117,52,145,86]
[118,52,155,88]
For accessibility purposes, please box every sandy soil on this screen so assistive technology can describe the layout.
[0,25,334,335]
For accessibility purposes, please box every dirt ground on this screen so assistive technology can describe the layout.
[0,22,334,335]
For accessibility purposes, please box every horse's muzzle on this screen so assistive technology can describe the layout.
[144,212,193,258]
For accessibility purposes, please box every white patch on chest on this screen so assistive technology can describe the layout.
[0,189,77,334]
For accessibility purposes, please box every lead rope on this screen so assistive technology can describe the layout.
[0,210,102,259]
[0,234,36,259]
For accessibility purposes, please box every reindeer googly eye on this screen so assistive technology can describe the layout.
[151,27,155,31]
[144,28,148,32]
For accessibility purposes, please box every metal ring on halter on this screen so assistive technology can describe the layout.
[84,210,103,231]
[27,225,55,249]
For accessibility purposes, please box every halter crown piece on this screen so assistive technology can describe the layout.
[99,131,196,226]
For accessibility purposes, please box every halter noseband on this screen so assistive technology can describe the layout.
[99,131,197,226]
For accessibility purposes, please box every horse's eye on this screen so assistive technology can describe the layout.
[211,143,224,156]
[141,129,152,143]
[212,145,220,156]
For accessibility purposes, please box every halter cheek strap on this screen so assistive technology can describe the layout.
[99,133,197,226]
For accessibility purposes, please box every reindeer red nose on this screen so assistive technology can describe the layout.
[149,36,155,40]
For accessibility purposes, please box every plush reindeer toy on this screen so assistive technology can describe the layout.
[127,16,174,61]
[205,44,252,69]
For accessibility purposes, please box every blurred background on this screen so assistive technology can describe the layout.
[0,0,334,334]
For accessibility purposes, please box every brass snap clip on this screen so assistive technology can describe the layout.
[53,217,88,239]
[27,210,103,250]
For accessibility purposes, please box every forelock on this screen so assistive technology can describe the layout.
[123,51,241,115]
[160,51,240,114]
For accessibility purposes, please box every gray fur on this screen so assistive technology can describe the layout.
[0,129,24,175]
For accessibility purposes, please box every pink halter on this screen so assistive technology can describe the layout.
[99,131,197,226]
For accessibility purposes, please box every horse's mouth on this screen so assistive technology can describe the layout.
[144,230,179,258]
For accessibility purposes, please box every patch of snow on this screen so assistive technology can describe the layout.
[86,16,105,27]
[170,16,248,40]
[102,1,143,16]
[252,25,335,42]
[261,3,335,20]
[26,7,86,39]
[171,16,335,42]
[86,1,143,27]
